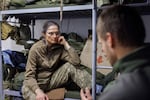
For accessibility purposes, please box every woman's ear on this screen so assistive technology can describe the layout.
[106,32,115,48]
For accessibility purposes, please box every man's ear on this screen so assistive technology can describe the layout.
[106,32,115,48]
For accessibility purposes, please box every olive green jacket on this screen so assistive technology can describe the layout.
[98,44,150,100]
[23,39,80,93]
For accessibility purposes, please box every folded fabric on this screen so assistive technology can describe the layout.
[96,84,103,95]
[2,51,15,67]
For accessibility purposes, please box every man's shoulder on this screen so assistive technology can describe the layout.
[100,70,150,100]
[116,69,150,92]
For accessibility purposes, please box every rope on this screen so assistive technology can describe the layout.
[60,0,63,30]
[2,0,5,10]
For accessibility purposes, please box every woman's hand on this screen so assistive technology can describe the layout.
[58,36,70,50]
[80,88,93,100]
[57,36,66,45]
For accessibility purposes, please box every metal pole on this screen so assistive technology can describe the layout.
[0,12,4,100]
[92,0,97,100]
[119,0,124,4]
[31,19,35,39]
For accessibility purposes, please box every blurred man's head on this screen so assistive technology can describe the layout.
[97,5,146,65]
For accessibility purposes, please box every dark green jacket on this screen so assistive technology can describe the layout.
[99,44,150,100]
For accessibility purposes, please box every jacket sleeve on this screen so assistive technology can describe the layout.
[23,48,40,93]
[61,47,80,66]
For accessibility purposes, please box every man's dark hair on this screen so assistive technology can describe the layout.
[42,21,60,34]
[97,5,146,47]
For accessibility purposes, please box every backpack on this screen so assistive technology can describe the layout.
[2,22,16,40]
[11,72,25,91]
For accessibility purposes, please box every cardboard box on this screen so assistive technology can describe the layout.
[80,39,112,74]
[46,88,66,100]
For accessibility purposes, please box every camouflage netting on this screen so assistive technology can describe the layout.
[0,0,3,10]
[0,0,11,10]
[2,0,91,10]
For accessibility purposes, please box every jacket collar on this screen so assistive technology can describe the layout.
[113,43,150,73]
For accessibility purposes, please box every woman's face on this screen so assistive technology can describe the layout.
[44,25,60,44]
